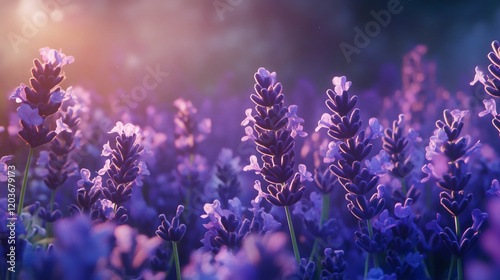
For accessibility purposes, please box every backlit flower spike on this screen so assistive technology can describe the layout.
[100,122,146,207]
[478,99,498,117]
[156,205,187,242]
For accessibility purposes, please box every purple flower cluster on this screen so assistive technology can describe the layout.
[3,42,500,280]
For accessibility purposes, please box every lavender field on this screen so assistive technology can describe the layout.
[2,1,500,280]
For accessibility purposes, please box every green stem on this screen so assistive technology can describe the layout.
[454,215,461,237]
[17,148,33,216]
[309,237,319,262]
[309,194,330,262]
[320,194,330,227]
[166,248,174,278]
[448,255,456,280]
[113,203,117,212]
[173,242,182,280]
[285,206,301,265]
[364,252,370,279]
[367,219,379,268]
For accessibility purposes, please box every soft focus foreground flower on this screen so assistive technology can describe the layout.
[53,215,115,280]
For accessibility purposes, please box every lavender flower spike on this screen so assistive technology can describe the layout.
[156,205,187,242]
[10,47,74,148]
[100,121,147,207]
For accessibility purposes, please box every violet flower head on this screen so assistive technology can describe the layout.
[439,209,488,258]
[318,76,384,221]
[320,248,347,280]
[201,199,250,253]
[156,205,187,242]
[243,67,306,207]
[42,106,81,191]
[69,168,102,215]
[173,98,211,154]
[382,114,415,178]
[10,48,74,148]
[214,148,242,208]
[100,121,147,207]
[313,167,339,194]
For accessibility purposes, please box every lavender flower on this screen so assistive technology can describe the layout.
[320,248,347,280]
[156,205,187,242]
[382,114,415,179]
[10,48,74,148]
[318,75,385,275]
[100,122,147,208]
[242,67,306,208]
[201,199,250,254]
[422,109,486,280]
[173,98,211,154]
[213,148,242,208]
[41,106,80,192]
[319,76,383,219]
[68,169,102,216]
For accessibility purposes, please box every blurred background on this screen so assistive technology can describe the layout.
[1,0,500,103]
[1,0,500,154]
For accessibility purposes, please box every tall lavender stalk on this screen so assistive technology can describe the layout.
[99,121,149,221]
[316,76,384,277]
[242,67,307,264]
[9,47,74,216]
[422,109,485,280]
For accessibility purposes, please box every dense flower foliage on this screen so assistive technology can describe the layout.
[2,42,500,280]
